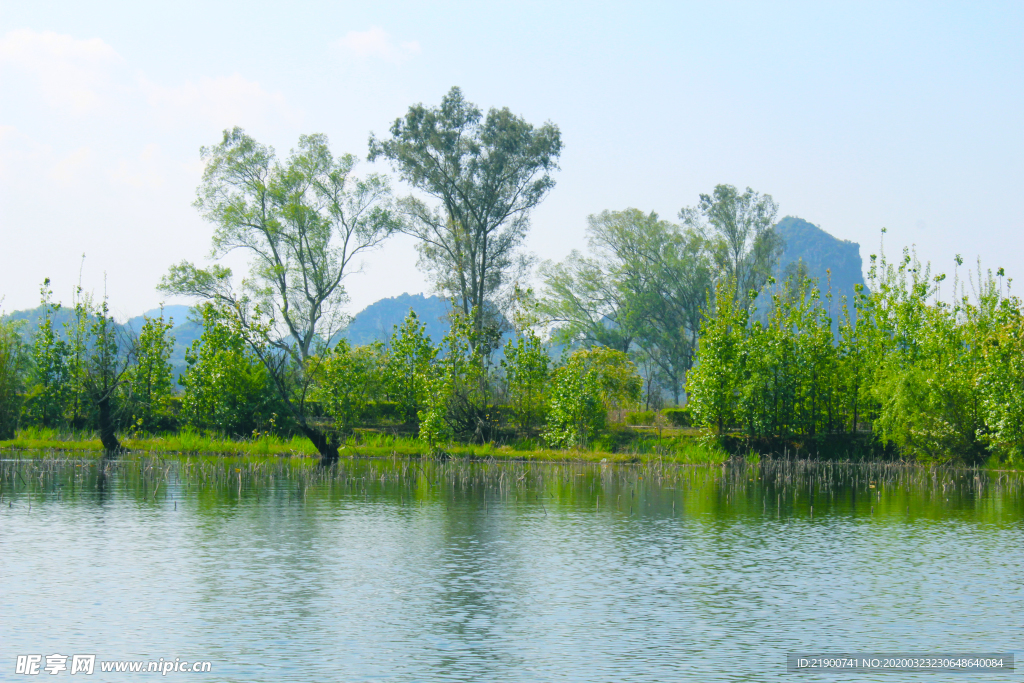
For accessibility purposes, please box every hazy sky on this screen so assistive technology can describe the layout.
[1,1,1021,320]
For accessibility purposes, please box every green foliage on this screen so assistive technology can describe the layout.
[364,400,401,422]
[690,272,864,440]
[685,237,1024,465]
[63,286,94,429]
[543,356,606,448]
[686,279,748,433]
[625,410,656,426]
[501,328,549,433]
[543,347,641,448]
[311,339,384,433]
[0,317,28,439]
[25,280,73,428]
[417,310,493,447]
[680,184,782,309]
[539,249,637,353]
[570,346,642,413]
[21,279,133,449]
[661,407,691,427]
[162,128,398,363]
[739,273,842,439]
[384,311,437,423]
[369,86,562,344]
[126,310,177,431]
[862,249,990,463]
[20,280,134,449]
[978,299,1024,464]
[180,305,277,437]
[539,208,713,403]
[83,294,131,450]
[160,128,399,461]
[418,373,455,449]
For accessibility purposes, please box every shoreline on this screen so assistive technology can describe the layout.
[0,434,728,465]
[3,437,1021,471]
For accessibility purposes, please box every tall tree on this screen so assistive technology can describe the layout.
[630,220,714,404]
[368,87,562,349]
[0,316,28,439]
[538,250,636,353]
[686,279,749,434]
[28,280,73,428]
[82,294,135,451]
[160,129,399,463]
[680,184,782,307]
[539,210,666,353]
[126,309,176,432]
[540,209,713,403]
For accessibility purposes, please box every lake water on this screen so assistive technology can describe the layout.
[2,453,1021,681]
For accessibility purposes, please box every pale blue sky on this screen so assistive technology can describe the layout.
[1,1,1021,318]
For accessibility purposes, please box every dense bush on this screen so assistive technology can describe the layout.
[687,246,1024,464]
[0,319,28,439]
[543,347,642,448]
[124,311,177,432]
[384,311,436,425]
[543,358,606,448]
[310,339,385,433]
[661,407,690,427]
[625,410,656,426]
[418,311,498,446]
[179,305,280,437]
[501,328,549,433]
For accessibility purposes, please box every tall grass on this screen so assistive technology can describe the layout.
[0,425,733,465]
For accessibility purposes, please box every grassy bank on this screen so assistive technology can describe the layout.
[0,426,730,465]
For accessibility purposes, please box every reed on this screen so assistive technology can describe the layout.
[2,452,1021,524]
[0,427,733,465]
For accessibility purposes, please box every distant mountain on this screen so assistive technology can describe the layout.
[774,216,866,302]
[124,306,200,381]
[4,305,87,337]
[1,295,456,385]
[2,304,200,384]
[746,216,867,328]
[340,293,452,346]
[124,305,193,335]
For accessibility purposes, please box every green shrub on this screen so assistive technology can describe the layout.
[662,407,690,427]
[625,410,657,426]
[543,360,605,448]
[367,400,401,422]
[501,329,549,432]
[125,311,176,432]
[309,339,384,433]
[179,305,280,437]
[385,311,436,424]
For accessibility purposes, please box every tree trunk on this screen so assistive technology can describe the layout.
[299,423,339,466]
[97,394,121,452]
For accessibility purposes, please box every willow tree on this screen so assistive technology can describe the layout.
[160,128,399,464]
[538,250,637,353]
[368,87,562,351]
[540,209,713,404]
[539,210,677,355]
